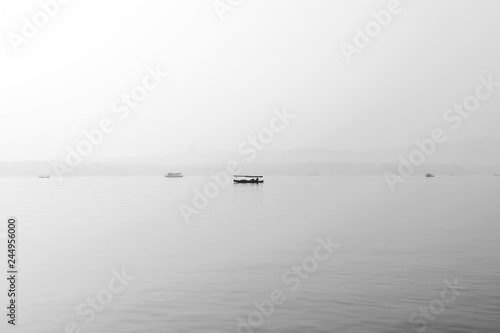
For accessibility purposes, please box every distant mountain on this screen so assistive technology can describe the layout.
[1,138,499,176]
[102,138,500,165]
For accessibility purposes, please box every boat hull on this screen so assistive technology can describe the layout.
[233,180,263,184]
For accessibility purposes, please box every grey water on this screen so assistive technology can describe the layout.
[0,176,499,332]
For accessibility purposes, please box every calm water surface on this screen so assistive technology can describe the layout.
[0,176,499,332]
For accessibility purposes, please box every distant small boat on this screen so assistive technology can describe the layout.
[233,175,264,184]
[39,175,50,178]
[425,173,435,178]
[165,173,183,178]
[495,174,500,177]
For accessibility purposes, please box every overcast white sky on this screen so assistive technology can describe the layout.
[0,0,499,161]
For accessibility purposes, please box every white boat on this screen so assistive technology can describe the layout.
[165,173,183,178]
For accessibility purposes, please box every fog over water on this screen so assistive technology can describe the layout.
[1,1,500,332]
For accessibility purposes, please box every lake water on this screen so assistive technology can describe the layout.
[0,176,499,332]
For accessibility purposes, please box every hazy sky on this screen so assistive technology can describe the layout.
[1,0,499,161]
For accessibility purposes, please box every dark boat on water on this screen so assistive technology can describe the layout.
[233,175,264,184]
[425,173,435,178]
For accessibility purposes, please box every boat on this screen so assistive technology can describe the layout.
[164,173,183,178]
[39,175,50,178]
[425,173,435,178]
[233,175,264,184]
